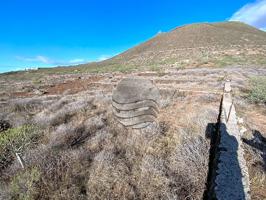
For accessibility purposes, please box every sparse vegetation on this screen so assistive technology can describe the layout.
[0,125,41,171]
[248,76,266,104]
[214,55,245,67]
[10,167,41,200]
[0,83,219,199]
[235,86,266,199]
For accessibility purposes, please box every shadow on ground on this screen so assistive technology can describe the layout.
[242,130,266,171]
[204,122,247,199]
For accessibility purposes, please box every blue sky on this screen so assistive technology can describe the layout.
[0,0,266,73]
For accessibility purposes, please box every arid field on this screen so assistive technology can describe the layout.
[0,64,265,199]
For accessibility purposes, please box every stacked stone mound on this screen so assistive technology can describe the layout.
[112,78,160,129]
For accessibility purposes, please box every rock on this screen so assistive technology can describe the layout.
[33,89,45,95]
[240,127,247,134]
[238,117,244,124]
[224,81,231,93]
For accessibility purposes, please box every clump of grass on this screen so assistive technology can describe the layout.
[10,167,41,200]
[149,64,162,72]
[248,76,266,104]
[0,125,40,171]
[84,63,138,73]
[214,55,245,67]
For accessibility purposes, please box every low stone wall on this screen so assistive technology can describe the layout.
[214,81,251,200]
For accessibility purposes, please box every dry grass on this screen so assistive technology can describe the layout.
[234,88,266,199]
[0,87,218,200]
[1,65,265,199]
[86,110,212,200]
[243,144,266,200]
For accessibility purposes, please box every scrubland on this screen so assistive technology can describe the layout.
[0,66,265,199]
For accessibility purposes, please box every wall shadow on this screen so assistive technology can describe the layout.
[203,123,219,200]
[204,122,247,199]
[242,130,266,171]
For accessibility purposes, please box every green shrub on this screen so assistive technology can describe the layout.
[10,167,41,200]
[149,64,162,72]
[0,125,40,170]
[248,77,266,104]
[215,55,245,67]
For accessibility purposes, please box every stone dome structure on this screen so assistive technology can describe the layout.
[112,78,160,129]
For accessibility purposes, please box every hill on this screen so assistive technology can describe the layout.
[78,21,266,72]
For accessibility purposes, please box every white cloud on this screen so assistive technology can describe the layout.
[69,58,85,64]
[157,30,164,35]
[16,55,87,66]
[16,54,115,67]
[35,55,50,64]
[14,67,28,71]
[16,55,52,64]
[98,55,111,61]
[230,0,266,30]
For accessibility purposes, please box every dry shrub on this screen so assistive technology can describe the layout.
[87,116,158,199]
[34,97,94,127]
[1,86,216,200]
[86,128,108,156]
[159,89,187,108]
[135,155,172,199]
[134,129,209,199]
[9,148,91,200]
[86,111,210,200]
[87,150,135,200]
[50,124,95,149]
[10,98,47,114]
[48,112,107,150]
[243,141,266,200]
[1,96,59,128]
[36,150,88,199]
[169,134,209,199]
[195,94,220,103]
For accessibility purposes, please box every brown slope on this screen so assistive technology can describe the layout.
[31,21,266,74]
[126,22,266,51]
[91,21,266,70]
